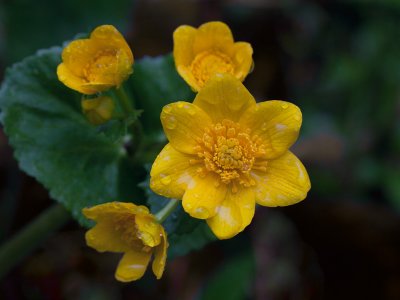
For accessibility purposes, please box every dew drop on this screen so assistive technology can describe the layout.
[165,116,177,129]
[187,106,196,116]
[261,122,268,131]
[281,103,289,109]
[294,115,301,121]
[160,175,171,185]
[177,102,184,108]
[195,206,210,218]
[163,105,172,113]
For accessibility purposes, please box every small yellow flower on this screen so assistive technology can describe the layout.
[173,21,253,92]
[82,202,167,282]
[57,25,134,95]
[82,96,114,125]
[150,74,310,239]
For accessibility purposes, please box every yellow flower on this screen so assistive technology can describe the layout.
[173,21,253,92]
[150,74,310,239]
[82,202,168,282]
[82,96,114,125]
[57,25,134,95]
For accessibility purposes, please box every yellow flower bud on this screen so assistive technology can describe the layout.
[57,25,134,95]
[83,202,168,282]
[81,96,114,125]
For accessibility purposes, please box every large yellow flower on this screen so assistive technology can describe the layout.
[173,21,253,92]
[150,74,310,239]
[57,25,133,95]
[83,202,167,282]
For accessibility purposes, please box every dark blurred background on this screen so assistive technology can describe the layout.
[1,0,400,299]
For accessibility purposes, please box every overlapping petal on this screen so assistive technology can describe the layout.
[152,227,168,279]
[182,174,227,219]
[150,143,198,199]
[232,42,253,81]
[173,25,197,67]
[84,219,129,253]
[240,100,302,159]
[193,21,234,54]
[160,101,212,154]
[206,187,255,239]
[193,74,256,122]
[115,250,152,282]
[252,151,311,207]
[135,215,162,247]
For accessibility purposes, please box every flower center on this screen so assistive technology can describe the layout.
[84,49,118,83]
[194,119,267,191]
[190,50,234,88]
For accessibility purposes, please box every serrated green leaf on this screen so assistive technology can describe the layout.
[129,54,195,134]
[0,47,143,226]
[140,174,216,259]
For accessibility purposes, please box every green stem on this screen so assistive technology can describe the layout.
[155,199,179,223]
[0,204,70,279]
[115,85,134,115]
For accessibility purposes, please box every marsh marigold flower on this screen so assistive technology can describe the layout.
[173,21,253,92]
[82,96,114,125]
[57,25,133,94]
[150,74,310,239]
[83,202,167,282]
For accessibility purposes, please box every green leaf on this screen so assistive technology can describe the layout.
[0,47,143,226]
[202,253,255,300]
[129,54,195,134]
[140,175,216,259]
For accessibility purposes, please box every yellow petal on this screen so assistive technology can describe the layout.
[115,250,152,282]
[232,42,253,82]
[135,215,162,247]
[82,202,149,221]
[206,187,255,239]
[173,25,197,67]
[161,101,212,154]
[240,100,302,159]
[57,64,99,94]
[85,220,129,253]
[176,65,201,92]
[90,25,134,64]
[193,73,256,123]
[193,21,234,55]
[252,151,310,207]
[61,39,97,77]
[152,227,168,279]
[150,143,198,199]
[182,174,227,219]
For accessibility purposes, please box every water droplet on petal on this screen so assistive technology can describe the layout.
[261,122,268,131]
[161,175,171,185]
[194,206,210,218]
[165,116,177,129]
[281,103,289,109]
[294,115,301,121]
[163,105,172,113]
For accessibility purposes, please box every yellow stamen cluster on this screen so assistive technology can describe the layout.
[193,119,267,190]
[190,51,234,88]
[84,49,119,83]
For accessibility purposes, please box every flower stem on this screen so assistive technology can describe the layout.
[0,204,70,279]
[115,85,134,115]
[155,199,180,223]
